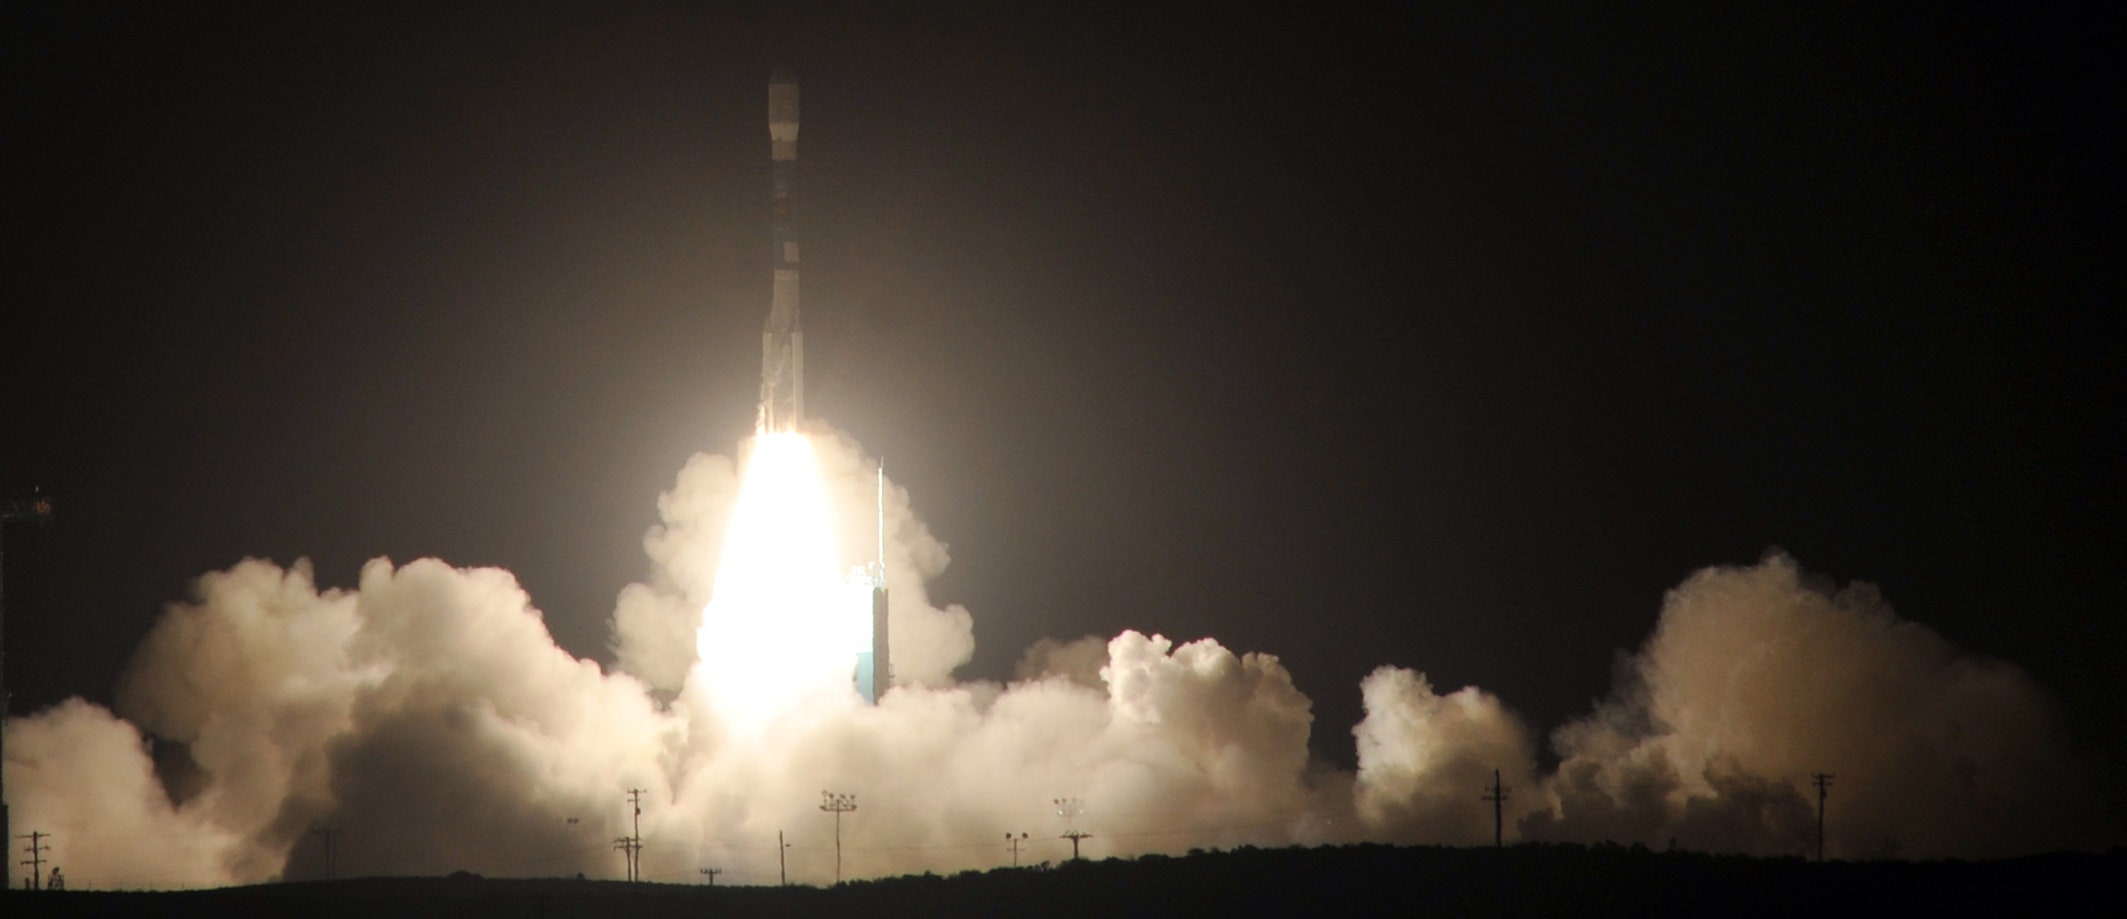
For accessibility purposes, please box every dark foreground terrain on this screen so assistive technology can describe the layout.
[6,843,2121,918]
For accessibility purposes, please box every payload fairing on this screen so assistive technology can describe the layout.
[760,69,804,433]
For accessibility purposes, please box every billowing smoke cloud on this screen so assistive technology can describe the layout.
[1519,553,2116,859]
[610,451,735,692]
[3,436,2115,889]
[1352,667,1539,844]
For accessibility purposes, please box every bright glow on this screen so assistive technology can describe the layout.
[691,431,867,730]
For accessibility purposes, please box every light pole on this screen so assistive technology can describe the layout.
[1006,832,1029,867]
[820,791,857,884]
[1054,797,1091,861]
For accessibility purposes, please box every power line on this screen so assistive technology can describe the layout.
[820,791,857,885]
[18,800,1681,892]
[617,788,646,881]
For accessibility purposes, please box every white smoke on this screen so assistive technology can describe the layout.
[2,437,2115,889]
[1352,667,1540,844]
[1519,552,2115,859]
[610,451,736,692]
[3,699,244,888]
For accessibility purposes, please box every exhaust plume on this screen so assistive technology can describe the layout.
[3,435,2114,889]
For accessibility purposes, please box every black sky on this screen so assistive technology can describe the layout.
[3,2,2121,810]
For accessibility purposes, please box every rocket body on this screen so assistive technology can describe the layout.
[761,71,803,433]
[756,73,889,704]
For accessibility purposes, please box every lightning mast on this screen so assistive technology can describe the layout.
[860,465,890,704]
[1,485,54,894]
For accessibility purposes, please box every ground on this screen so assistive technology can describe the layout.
[6,843,2120,918]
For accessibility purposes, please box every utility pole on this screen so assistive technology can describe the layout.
[820,792,857,884]
[619,788,646,881]
[18,831,49,891]
[778,830,789,886]
[312,827,337,881]
[1813,773,1835,862]
[1054,798,1090,861]
[699,867,721,886]
[1481,769,1509,848]
[2,485,55,892]
[1005,832,1029,867]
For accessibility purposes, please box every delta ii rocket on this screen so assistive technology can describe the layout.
[760,69,803,433]
[761,72,891,704]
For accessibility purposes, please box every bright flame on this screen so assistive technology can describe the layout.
[691,431,866,730]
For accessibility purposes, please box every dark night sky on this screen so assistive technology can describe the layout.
[3,1,2121,799]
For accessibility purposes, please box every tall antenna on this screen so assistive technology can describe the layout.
[875,463,885,574]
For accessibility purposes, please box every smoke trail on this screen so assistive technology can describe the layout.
[2,436,2114,889]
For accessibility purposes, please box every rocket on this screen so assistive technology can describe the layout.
[758,72,890,704]
[760,69,803,433]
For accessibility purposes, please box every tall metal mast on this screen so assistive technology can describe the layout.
[868,465,889,703]
[1,486,54,893]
